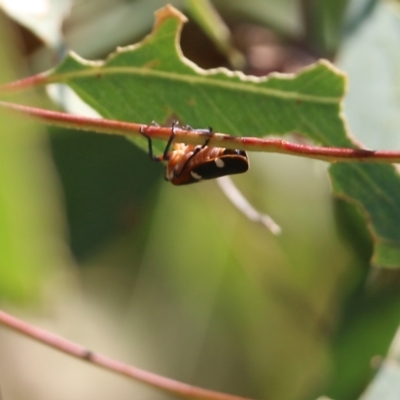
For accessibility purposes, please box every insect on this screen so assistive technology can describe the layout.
[140,122,249,185]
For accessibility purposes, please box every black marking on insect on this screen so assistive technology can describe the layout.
[140,122,249,185]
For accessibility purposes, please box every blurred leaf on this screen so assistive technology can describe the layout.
[213,0,302,38]
[125,180,334,400]
[50,129,162,258]
[338,1,400,150]
[300,0,350,57]
[343,0,379,36]
[324,4,400,395]
[185,0,245,68]
[44,5,400,268]
[359,358,400,400]
[0,0,72,49]
[65,0,184,59]
[329,163,400,268]
[328,288,400,399]
[0,15,67,302]
[334,2,400,268]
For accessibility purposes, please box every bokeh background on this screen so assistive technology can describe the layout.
[1,1,400,399]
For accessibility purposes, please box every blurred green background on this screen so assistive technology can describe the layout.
[1,1,400,400]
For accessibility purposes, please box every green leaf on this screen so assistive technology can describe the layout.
[46,5,400,268]
[48,6,348,148]
[330,163,400,268]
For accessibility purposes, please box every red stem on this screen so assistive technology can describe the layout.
[1,100,400,164]
[0,309,252,400]
[0,72,50,92]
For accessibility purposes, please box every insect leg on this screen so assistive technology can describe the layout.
[162,121,178,161]
[139,126,162,162]
[140,122,180,162]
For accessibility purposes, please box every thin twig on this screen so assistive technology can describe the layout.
[0,72,49,92]
[1,100,400,164]
[0,309,252,400]
[217,176,281,234]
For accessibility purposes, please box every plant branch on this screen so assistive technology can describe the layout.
[217,176,281,235]
[1,100,400,164]
[0,309,252,400]
[0,72,50,92]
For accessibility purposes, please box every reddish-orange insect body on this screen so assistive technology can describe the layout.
[140,123,249,186]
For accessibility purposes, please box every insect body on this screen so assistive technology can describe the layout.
[140,123,249,185]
